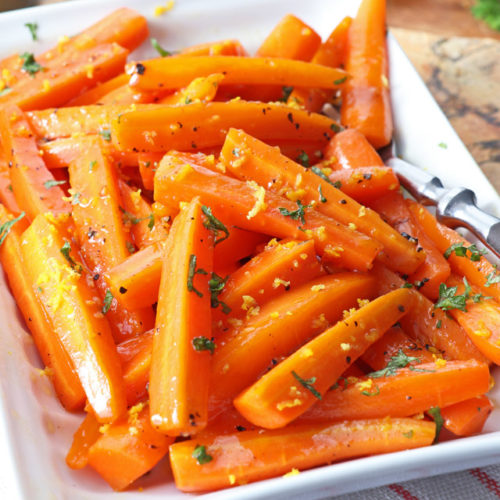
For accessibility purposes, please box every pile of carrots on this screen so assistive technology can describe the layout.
[0,0,498,493]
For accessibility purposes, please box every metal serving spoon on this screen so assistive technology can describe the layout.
[379,141,500,258]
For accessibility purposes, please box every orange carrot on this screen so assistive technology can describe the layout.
[138,152,163,190]
[210,273,377,410]
[0,103,70,220]
[234,288,415,428]
[67,73,129,106]
[68,136,154,341]
[341,0,393,148]
[0,155,21,215]
[0,43,128,111]
[149,199,214,435]
[180,39,248,57]
[324,128,384,168]
[154,153,382,271]
[112,101,340,153]
[373,263,487,362]
[97,82,158,106]
[441,395,493,436]
[21,214,126,422]
[299,360,490,423]
[88,403,174,491]
[407,199,500,301]
[169,418,435,492]
[159,73,225,105]
[0,205,85,410]
[220,128,422,273]
[66,412,101,470]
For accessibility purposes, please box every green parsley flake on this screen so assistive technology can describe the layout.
[60,241,81,271]
[368,350,421,378]
[444,242,487,262]
[208,272,231,314]
[20,52,43,76]
[279,200,311,225]
[434,279,471,312]
[361,386,380,397]
[428,406,444,443]
[89,160,97,172]
[187,254,208,298]
[201,205,229,245]
[296,150,310,167]
[291,371,322,399]
[102,290,114,314]
[192,445,213,465]
[25,23,38,41]
[147,213,155,230]
[0,212,25,247]
[192,336,216,354]
[150,38,172,57]
[485,270,500,287]
[333,76,347,85]
[43,179,66,189]
[311,166,336,187]
[0,87,12,97]
[318,185,327,203]
[402,430,414,439]
[280,85,294,102]
[438,142,448,149]
[99,129,112,142]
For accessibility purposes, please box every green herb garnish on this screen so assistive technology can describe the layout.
[192,336,216,354]
[43,179,66,189]
[485,270,500,287]
[151,38,172,57]
[99,129,111,142]
[444,242,486,262]
[102,290,113,314]
[192,445,212,465]
[361,386,380,397]
[25,23,38,41]
[333,76,347,85]
[280,85,294,102]
[291,371,322,399]
[0,87,12,97]
[428,406,444,443]
[60,241,81,271]
[201,205,229,245]
[20,52,43,76]
[402,430,414,439]
[187,254,208,298]
[318,185,327,203]
[296,150,310,167]
[208,272,231,314]
[0,212,25,246]
[471,0,500,31]
[311,166,336,187]
[368,350,421,378]
[279,200,311,225]
[434,280,471,312]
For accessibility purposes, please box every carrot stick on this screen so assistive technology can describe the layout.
[0,104,70,220]
[0,155,21,215]
[341,0,392,149]
[441,395,493,437]
[138,152,164,189]
[169,418,435,492]
[88,403,174,491]
[67,73,129,106]
[445,274,500,364]
[234,288,415,428]
[0,205,85,410]
[66,411,101,469]
[370,191,451,300]
[97,83,158,106]
[112,101,340,153]
[210,273,377,409]
[149,199,213,435]
[21,214,126,422]
[180,39,248,57]
[407,199,500,301]
[0,43,129,111]
[219,128,422,273]
[68,136,154,341]
[299,360,490,423]
[159,73,225,105]
[373,263,487,362]
[154,153,382,271]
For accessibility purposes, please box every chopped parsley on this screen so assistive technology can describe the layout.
[485,270,500,287]
[147,213,155,230]
[192,336,216,354]
[20,52,43,76]
[279,200,311,225]
[472,0,500,31]
[126,241,136,254]
[208,272,231,314]
[232,148,240,157]
[0,212,25,246]
[330,122,344,133]
[368,350,421,378]
[318,185,327,203]
[60,241,81,271]
[120,207,142,226]
[296,150,310,167]
[184,96,193,104]
[280,85,294,102]
[428,406,444,443]
[444,242,487,262]
[291,370,322,399]
[438,142,448,149]
[102,290,113,314]
[311,166,337,187]
[150,38,172,57]
[192,445,212,465]
[402,430,414,439]
[25,22,38,41]
[333,76,347,85]
[434,279,471,312]
[43,179,66,189]
[99,129,112,142]
[187,254,208,298]
[89,160,96,172]
[361,386,380,397]
[201,205,229,245]
[436,320,442,329]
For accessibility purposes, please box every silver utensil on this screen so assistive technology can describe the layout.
[379,141,500,258]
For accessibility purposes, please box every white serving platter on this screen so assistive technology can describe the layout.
[0,0,499,499]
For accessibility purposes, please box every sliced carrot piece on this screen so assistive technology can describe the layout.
[159,73,225,105]
[149,199,214,435]
[210,273,377,410]
[155,153,382,271]
[66,411,101,470]
[180,39,248,57]
[0,155,21,215]
[341,0,393,148]
[0,103,70,220]
[88,403,174,491]
[234,288,415,428]
[169,418,435,492]
[441,395,493,437]
[21,214,126,422]
[299,360,490,423]
[138,152,163,190]
[220,129,422,273]
[67,73,129,106]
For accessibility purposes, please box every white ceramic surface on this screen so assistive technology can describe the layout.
[0,1,499,499]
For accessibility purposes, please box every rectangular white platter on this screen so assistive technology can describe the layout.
[0,0,499,499]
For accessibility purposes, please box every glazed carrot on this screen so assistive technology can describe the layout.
[445,274,500,364]
[149,199,214,435]
[97,82,158,106]
[66,412,101,469]
[0,156,21,215]
[0,43,128,111]
[67,73,129,106]
[215,239,324,326]
[234,288,414,428]
[180,39,248,57]
[370,192,451,300]
[373,263,486,362]
[159,73,225,105]
[118,179,167,249]
[68,136,154,341]
[21,215,126,422]
[210,273,377,410]
[328,166,400,205]
[0,205,85,410]
[324,128,384,168]
[155,153,382,271]
[288,16,352,112]
[169,418,435,492]
[0,104,70,220]
[299,360,490,423]
[88,403,174,491]
[441,395,493,437]
[138,152,163,190]
[112,101,340,153]
[407,199,500,301]
[220,129,422,274]
[341,0,392,148]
